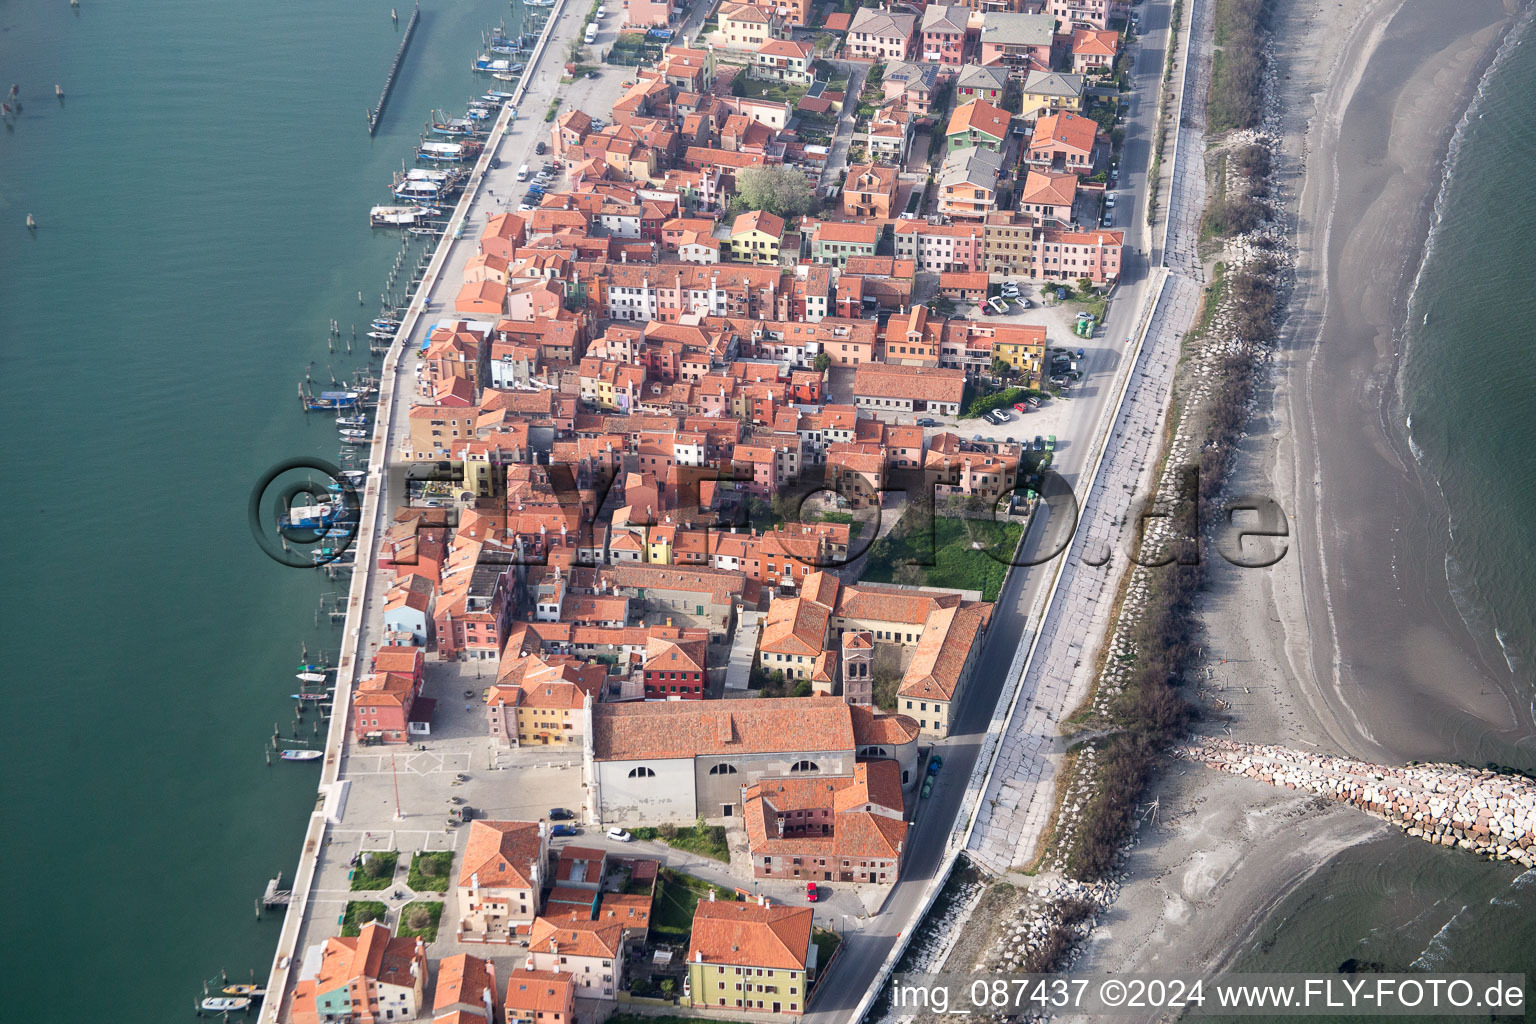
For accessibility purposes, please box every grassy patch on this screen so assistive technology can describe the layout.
[739,76,810,105]
[397,901,443,941]
[629,823,731,862]
[962,385,1046,419]
[545,98,562,123]
[649,868,741,943]
[350,850,398,891]
[862,511,1023,602]
[812,927,842,967]
[408,850,454,892]
[341,900,389,936]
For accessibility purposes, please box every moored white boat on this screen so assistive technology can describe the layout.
[370,205,439,227]
[201,997,252,1012]
[280,750,322,762]
[296,671,329,683]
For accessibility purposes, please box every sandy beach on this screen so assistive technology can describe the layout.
[1074,0,1529,986]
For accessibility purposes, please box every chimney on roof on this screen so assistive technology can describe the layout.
[708,888,716,901]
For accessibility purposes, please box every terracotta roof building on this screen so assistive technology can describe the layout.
[687,900,816,1015]
[742,760,909,882]
[456,820,549,942]
[292,922,427,1024]
[586,696,923,823]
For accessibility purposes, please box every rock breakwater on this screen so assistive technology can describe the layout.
[1179,739,1536,867]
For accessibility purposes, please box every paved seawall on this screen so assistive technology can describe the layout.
[1179,739,1536,867]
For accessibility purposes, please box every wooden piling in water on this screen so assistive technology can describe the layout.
[368,3,420,136]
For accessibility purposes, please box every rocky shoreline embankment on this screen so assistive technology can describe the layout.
[1179,739,1536,867]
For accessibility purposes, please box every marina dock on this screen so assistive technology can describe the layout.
[367,3,419,136]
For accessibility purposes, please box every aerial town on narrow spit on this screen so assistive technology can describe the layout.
[251,0,1154,1021]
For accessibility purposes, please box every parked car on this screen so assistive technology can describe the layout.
[1076,311,1095,323]
[606,827,632,842]
[1000,282,1020,299]
[1019,298,1032,308]
[1013,402,1030,414]
[534,140,547,155]
[916,417,937,427]
[1102,214,1114,227]
[550,824,578,837]
[1045,435,1056,451]
[549,807,575,820]
[986,296,1010,315]
[459,806,475,822]
[1033,436,1045,452]
[806,882,819,902]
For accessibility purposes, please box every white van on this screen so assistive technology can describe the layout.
[584,24,597,44]
[516,164,530,181]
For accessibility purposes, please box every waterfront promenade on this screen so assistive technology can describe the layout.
[256,0,636,1016]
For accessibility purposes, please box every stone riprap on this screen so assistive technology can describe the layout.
[1179,739,1536,867]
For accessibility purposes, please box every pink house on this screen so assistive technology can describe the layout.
[623,0,673,28]
[919,4,970,67]
[731,443,780,498]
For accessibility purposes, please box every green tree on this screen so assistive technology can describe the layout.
[791,679,814,697]
[813,351,832,372]
[734,165,817,218]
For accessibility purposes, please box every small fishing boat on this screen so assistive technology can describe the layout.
[304,389,361,411]
[367,330,397,341]
[297,671,329,683]
[371,317,401,328]
[280,750,323,762]
[416,140,479,163]
[370,204,439,227]
[491,71,518,82]
[280,503,340,530]
[201,997,252,1012]
[408,226,442,236]
[291,692,330,701]
[339,428,370,439]
[430,116,485,137]
[472,56,524,75]
[524,0,555,8]
[222,985,267,997]
[336,414,370,428]
[339,470,367,485]
[340,433,371,446]
[483,89,515,99]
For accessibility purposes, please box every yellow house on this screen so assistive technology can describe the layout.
[1019,70,1086,122]
[730,209,786,265]
[990,324,1047,377]
[687,900,814,1016]
[646,524,676,564]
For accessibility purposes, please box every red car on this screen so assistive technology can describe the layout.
[1013,402,1029,413]
[806,882,819,902]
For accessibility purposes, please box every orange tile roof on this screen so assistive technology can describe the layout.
[1071,27,1120,58]
[591,697,857,760]
[1020,169,1079,207]
[529,908,624,959]
[947,99,1010,140]
[458,820,544,890]
[898,602,992,701]
[688,901,814,971]
[732,208,786,239]
[1030,111,1097,154]
[503,970,574,1017]
[433,954,498,1015]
